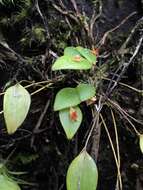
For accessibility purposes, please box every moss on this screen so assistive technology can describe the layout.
[20,25,46,48]
[0,0,32,23]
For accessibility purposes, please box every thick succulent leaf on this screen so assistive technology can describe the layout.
[0,175,21,190]
[76,83,96,102]
[3,84,31,134]
[54,88,81,111]
[139,134,143,153]
[59,106,82,139]
[66,151,98,190]
[52,55,92,70]
[76,46,96,64]
[64,47,81,57]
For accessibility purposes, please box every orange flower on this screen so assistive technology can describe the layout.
[72,55,82,62]
[91,48,99,56]
[69,107,78,121]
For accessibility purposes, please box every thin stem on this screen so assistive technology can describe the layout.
[31,83,52,96]
[0,81,50,97]
[102,77,143,94]
[100,114,122,190]
[24,80,52,89]
[111,109,120,166]
[84,96,103,150]
[108,99,141,136]
[84,112,99,150]
[99,12,137,46]
[111,109,122,189]
[0,76,64,97]
[107,35,143,96]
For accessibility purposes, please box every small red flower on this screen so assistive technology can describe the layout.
[69,107,78,121]
[72,55,82,62]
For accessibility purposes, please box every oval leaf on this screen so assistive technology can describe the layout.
[3,84,31,134]
[52,55,92,70]
[64,47,81,57]
[76,46,96,64]
[139,134,143,153]
[67,151,98,190]
[76,83,96,102]
[59,106,82,139]
[54,88,81,111]
[0,175,21,190]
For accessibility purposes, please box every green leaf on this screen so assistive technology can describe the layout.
[64,47,81,57]
[66,150,98,190]
[54,83,96,111]
[59,106,82,139]
[3,84,31,134]
[76,83,96,102]
[54,88,81,111]
[0,175,21,190]
[76,46,96,64]
[139,134,143,153]
[52,55,92,70]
